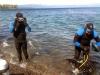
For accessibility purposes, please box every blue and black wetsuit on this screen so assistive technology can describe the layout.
[73,26,100,70]
[74,27,100,60]
[9,13,31,62]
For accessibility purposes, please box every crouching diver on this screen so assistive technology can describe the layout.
[9,12,31,63]
[73,22,100,72]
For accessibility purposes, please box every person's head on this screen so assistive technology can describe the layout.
[16,12,24,23]
[85,23,94,30]
[16,12,23,18]
[15,12,25,31]
[84,23,94,37]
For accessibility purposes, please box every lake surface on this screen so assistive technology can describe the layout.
[0,8,100,74]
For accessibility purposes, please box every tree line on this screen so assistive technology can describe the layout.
[0,4,17,9]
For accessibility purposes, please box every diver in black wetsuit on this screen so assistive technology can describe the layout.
[11,12,31,62]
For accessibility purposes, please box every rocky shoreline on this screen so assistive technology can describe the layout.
[0,40,74,75]
[0,39,98,75]
[0,51,73,75]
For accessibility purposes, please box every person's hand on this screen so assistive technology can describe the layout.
[80,44,85,50]
[96,42,100,51]
[75,42,80,47]
[28,27,31,32]
[84,46,90,51]
[80,45,89,51]
[92,43,100,52]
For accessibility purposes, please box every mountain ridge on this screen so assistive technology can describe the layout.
[18,4,100,9]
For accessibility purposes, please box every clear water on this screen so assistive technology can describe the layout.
[0,8,100,74]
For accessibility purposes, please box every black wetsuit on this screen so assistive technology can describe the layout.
[13,17,29,62]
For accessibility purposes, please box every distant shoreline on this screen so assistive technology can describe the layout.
[0,6,100,10]
[21,7,100,9]
[0,4,17,9]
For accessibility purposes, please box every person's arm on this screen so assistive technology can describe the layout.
[9,19,16,33]
[93,31,100,45]
[74,34,81,47]
[93,30,100,51]
[24,18,31,32]
[73,28,84,47]
[24,18,28,26]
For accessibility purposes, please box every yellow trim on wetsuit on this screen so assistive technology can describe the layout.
[79,53,89,69]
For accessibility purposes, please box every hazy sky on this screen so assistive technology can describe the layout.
[0,0,100,5]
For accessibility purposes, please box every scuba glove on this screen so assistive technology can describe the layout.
[27,26,31,32]
[75,42,80,47]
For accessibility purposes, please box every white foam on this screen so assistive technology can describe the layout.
[2,41,9,47]
[19,62,27,68]
[28,40,33,47]
[35,52,40,55]
[72,68,79,75]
